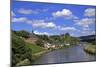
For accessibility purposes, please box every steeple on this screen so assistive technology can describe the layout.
[32,30,34,34]
[31,29,36,37]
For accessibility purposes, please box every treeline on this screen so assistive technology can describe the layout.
[79,35,96,43]
[13,30,30,38]
[36,33,80,45]
[12,30,80,47]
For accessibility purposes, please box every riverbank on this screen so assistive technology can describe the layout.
[84,44,96,55]
[17,43,79,66]
[33,45,96,65]
[16,43,95,66]
[16,49,49,66]
[32,44,76,63]
[32,49,51,60]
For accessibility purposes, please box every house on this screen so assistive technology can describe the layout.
[51,45,56,48]
[44,43,52,49]
[65,43,70,46]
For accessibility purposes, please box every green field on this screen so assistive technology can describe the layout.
[26,43,45,54]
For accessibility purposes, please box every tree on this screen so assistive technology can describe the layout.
[14,30,30,38]
[12,32,32,66]
[35,39,44,47]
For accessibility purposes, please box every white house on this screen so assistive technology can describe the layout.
[44,43,52,49]
[65,43,70,46]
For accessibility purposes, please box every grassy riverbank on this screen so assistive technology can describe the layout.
[26,43,73,63]
[84,44,96,55]
[15,41,73,66]
[26,43,45,54]
[25,43,47,59]
[16,43,48,66]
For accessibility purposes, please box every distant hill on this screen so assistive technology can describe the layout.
[79,35,96,42]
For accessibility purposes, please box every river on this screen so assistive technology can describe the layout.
[33,45,96,65]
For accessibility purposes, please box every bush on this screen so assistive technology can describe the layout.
[12,33,32,66]
[13,30,30,38]
[35,39,44,47]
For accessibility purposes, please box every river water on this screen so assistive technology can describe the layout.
[33,45,96,65]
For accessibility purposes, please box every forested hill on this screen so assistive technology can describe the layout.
[79,35,96,42]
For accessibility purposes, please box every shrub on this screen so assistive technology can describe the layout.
[35,39,44,47]
[13,30,30,38]
[12,33,32,66]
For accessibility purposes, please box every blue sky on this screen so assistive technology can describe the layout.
[11,1,96,37]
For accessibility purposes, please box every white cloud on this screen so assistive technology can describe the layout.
[52,9,72,17]
[12,17,57,29]
[81,30,95,36]
[52,9,78,19]
[56,26,77,32]
[34,30,50,35]
[32,20,78,33]
[12,17,78,34]
[12,17,28,23]
[70,30,95,37]
[84,8,96,17]
[74,18,95,28]
[46,22,56,28]
[32,20,56,29]
[17,8,48,15]
[18,8,38,14]
[59,26,76,31]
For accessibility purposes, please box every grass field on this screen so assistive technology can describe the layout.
[26,43,45,54]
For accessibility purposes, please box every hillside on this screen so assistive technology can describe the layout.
[79,35,96,42]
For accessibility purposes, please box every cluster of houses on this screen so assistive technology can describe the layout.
[25,31,71,50]
[44,42,70,49]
